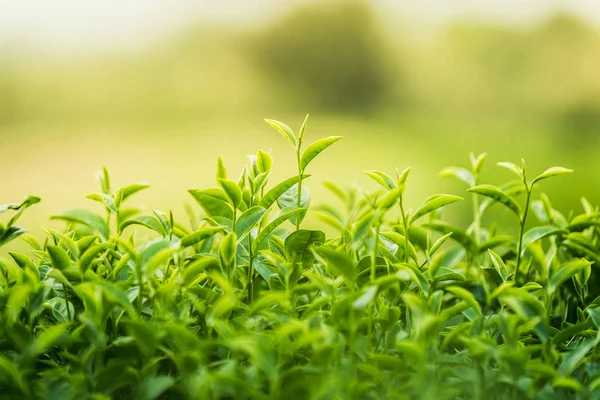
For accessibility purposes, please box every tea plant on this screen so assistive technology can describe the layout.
[1,117,600,400]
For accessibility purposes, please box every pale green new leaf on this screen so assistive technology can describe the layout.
[410,194,463,224]
[265,119,297,147]
[300,136,342,171]
[532,166,573,185]
[468,184,522,218]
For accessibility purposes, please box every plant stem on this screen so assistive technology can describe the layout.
[232,208,237,234]
[472,193,481,246]
[515,187,532,285]
[399,200,409,263]
[368,221,381,339]
[62,283,71,322]
[247,234,254,303]
[296,150,303,231]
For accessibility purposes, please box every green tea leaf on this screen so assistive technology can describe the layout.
[119,215,167,237]
[253,207,304,252]
[353,285,378,310]
[313,247,356,283]
[410,194,463,224]
[256,150,273,173]
[216,156,227,179]
[521,225,561,255]
[47,245,72,271]
[533,166,573,185]
[497,162,523,178]
[285,229,326,266]
[235,206,267,241]
[550,259,592,294]
[468,184,522,218]
[276,183,310,224]
[87,193,117,214]
[188,188,233,219]
[488,249,508,283]
[365,170,397,190]
[259,174,310,210]
[300,136,342,171]
[265,119,297,147]
[218,178,243,209]
[439,167,474,187]
[51,209,108,239]
[181,226,226,248]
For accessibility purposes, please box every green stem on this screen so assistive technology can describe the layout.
[399,200,409,263]
[472,193,481,246]
[62,283,71,322]
[296,152,303,231]
[232,208,237,234]
[515,187,532,285]
[368,221,381,339]
[247,235,254,303]
[136,263,143,316]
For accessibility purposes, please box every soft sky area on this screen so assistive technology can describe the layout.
[1,0,600,56]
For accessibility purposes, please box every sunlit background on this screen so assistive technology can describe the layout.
[2,0,600,248]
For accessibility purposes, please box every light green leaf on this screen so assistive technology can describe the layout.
[235,206,267,241]
[378,185,405,210]
[533,167,573,185]
[218,178,243,209]
[497,162,523,178]
[119,215,167,237]
[446,286,481,314]
[558,339,595,376]
[468,184,522,218]
[521,225,561,255]
[300,136,342,171]
[47,245,71,271]
[429,232,453,256]
[439,167,474,187]
[137,375,175,400]
[188,188,233,219]
[550,259,592,294]
[117,183,150,203]
[28,324,69,358]
[256,150,273,173]
[353,285,378,310]
[470,152,487,174]
[364,170,397,190]
[51,209,108,239]
[298,113,309,142]
[79,243,113,273]
[313,247,356,283]
[265,119,297,147]
[259,174,310,210]
[488,249,508,283]
[252,207,304,252]
[410,194,463,224]
[216,156,227,179]
[276,183,310,224]
[180,226,225,248]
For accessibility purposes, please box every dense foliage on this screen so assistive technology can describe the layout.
[2,117,600,400]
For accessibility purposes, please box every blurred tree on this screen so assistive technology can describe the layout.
[250,1,397,113]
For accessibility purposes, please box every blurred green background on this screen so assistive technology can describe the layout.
[2,0,600,247]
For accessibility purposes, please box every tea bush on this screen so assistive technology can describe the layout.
[1,116,600,400]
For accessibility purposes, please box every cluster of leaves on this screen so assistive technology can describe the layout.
[1,116,600,400]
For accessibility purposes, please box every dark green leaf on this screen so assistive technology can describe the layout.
[285,229,326,266]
